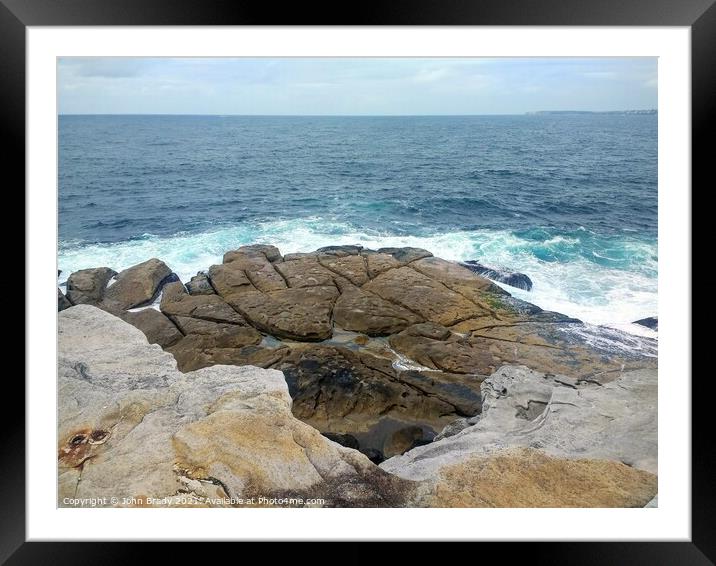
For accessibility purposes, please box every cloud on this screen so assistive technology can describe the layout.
[412,67,451,83]
[59,58,150,78]
[582,71,619,79]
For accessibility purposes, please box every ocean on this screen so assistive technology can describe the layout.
[58,114,657,331]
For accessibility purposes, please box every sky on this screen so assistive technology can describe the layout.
[57,57,657,115]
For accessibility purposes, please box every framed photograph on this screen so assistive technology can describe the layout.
[11,0,706,559]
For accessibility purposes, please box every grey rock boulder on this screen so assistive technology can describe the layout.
[66,267,117,305]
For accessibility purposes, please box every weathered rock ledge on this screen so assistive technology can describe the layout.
[381,365,658,478]
[58,306,657,508]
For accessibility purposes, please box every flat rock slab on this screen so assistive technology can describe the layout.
[228,286,339,341]
[411,256,503,296]
[207,263,254,297]
[274,256,336,288]
[224,244,283,264]
[167,331,275,372]
[382,365,658,483]
[222,248,287,292]
[333,285,423,336]
[364,253,403,278]
[317,254,370,286]
[363,266,486,327]
[376,247,433,263]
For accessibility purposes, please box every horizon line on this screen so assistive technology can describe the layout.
[59,110,657,117]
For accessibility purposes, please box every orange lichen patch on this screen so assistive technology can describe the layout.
[425,447,657,508]
[58,428,111,468]
[58,428,93,468]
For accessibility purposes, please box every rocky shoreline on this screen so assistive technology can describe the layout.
[58,244,658,507]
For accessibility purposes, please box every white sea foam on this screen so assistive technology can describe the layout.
[558,324,658,358]
[58,218,657,331]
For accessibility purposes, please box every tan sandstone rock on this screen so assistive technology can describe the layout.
[101,258,174,310]
[58,306,412,508]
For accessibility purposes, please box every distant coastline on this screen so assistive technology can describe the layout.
[526,109,657,115]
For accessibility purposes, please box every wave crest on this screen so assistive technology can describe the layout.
[58,219,657,328]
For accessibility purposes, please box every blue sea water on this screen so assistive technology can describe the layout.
[58,114,657,329]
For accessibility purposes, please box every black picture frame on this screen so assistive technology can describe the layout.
[7,0,707,561]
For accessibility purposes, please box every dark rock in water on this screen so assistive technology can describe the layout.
[633,316,658,331]
[322,432,360,450]
[460,260,533,291]
[58,288,72,311]
[102,259,176,310]
[121,308,183,348]
[185,272,215,295]
[66,267,117,305]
